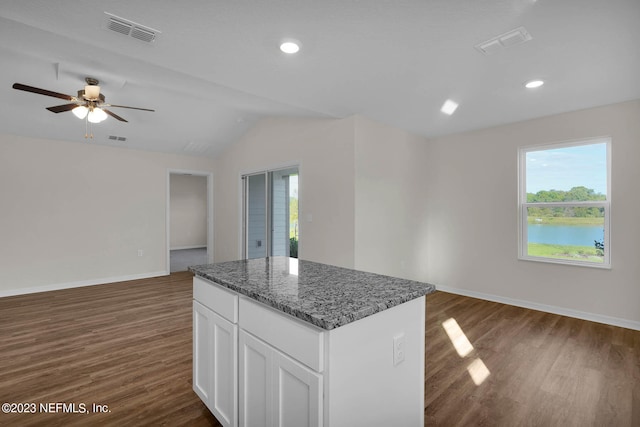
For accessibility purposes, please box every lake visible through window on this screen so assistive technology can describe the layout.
[528,224,604,246]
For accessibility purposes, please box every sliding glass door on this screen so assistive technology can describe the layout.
[242,167,299,259]
[244,173,268,259]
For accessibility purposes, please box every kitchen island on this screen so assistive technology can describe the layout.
[190,257,435,427]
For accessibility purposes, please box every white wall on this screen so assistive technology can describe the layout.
[353,115,430,282]
[213,116,356,268]
[170,174,207,249]
[212,103,639,328]
[8,99,635,327]
[425,100,640,327]
[0,134,214,295]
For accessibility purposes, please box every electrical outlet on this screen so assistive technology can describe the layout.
[393,333,405,366]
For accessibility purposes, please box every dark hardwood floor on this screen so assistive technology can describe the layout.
[0,273,638,426]
[425,291,640,426]
[0,272,221,427]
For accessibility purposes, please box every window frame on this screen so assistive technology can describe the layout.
[517,137,612,268]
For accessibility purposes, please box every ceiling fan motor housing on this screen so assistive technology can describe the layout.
[78,90,105,103]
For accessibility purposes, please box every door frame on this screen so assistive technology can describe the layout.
[238,162,300,260]
[166,169,214,272]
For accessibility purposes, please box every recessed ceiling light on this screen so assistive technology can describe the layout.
[525,80,544,89]
[440,99,459,115]
[280,41,300,54]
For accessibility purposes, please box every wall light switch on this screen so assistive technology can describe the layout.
[138,249,144,257]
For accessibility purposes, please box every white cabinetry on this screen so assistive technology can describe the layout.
[193,300,213,403]
[238,330,271,427]
[193,278,238,427]
[272,345,322,427]
[194,275,426,427]
[239,330,322,427]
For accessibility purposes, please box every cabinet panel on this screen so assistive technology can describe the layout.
[240,330,322,427]
[272,351,322,427]
[193,301,212,404]
[240,331,273,427]
[193,300,238,427]
[212,314,237,427]
[239,297,324,372]
[194,277,238,323]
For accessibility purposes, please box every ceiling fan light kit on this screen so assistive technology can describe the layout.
[88,107,108,124]
[84,84,101,100]
[72,105,88,119]
[12,77,154,139]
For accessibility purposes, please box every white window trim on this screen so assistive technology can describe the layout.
[517,137,611,269]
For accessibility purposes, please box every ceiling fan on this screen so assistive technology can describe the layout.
[12,77,155,138]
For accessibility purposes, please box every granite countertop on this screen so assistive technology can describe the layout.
[189,257,435,330]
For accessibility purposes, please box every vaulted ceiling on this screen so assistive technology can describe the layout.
[1,0,638,157]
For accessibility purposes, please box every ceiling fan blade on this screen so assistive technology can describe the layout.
[106,104,155,112]
[46,103,78,113]
[13,83,75,101]
[103,108,128,122]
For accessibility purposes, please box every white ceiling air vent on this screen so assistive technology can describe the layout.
[183,141,210,154]
[131,27,156,43]
[108,135,127,142]
[104,12,160,43]
[475,26,532,55]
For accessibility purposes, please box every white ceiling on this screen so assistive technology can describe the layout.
[1,0,638,157]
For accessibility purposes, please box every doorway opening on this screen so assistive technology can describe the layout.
[167,170,213,272]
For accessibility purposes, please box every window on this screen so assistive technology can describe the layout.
[518,138,611,268]
[242,167,299,259]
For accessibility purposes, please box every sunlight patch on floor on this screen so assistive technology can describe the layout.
[467,358,491,385]
[442,318,474,357]
[442,317,490,386]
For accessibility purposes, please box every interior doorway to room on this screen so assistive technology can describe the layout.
[242,167,299,259]
[168,171,213,272]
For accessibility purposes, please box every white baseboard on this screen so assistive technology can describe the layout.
[0,271,170,298]
[436,284,640,331]
[170,245,207,251]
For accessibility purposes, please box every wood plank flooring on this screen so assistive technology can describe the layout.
[425,291,640,426]
[0,272,221,427]
[0,273,638,426]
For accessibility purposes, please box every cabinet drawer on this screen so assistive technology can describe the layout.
[239,297,324,372]
[193,277,238,323]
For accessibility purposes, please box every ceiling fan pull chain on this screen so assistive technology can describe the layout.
[84,115,94,139]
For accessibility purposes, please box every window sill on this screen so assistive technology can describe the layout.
[518,255,611,269]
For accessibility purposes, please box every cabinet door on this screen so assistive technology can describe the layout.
[193,301,213,405]
[211,310,238,427]
[193,301,238,427]
[239,331,273,427]
[272,351,322,427]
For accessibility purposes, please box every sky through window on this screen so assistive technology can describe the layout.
[525,142,607,195]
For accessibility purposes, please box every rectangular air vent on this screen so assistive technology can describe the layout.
[182,141,210,154]
[475,26,532,55]
[108,135,127,142]
[131,27,156,43]
[104,12,160,43]
[107,18,131,36]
